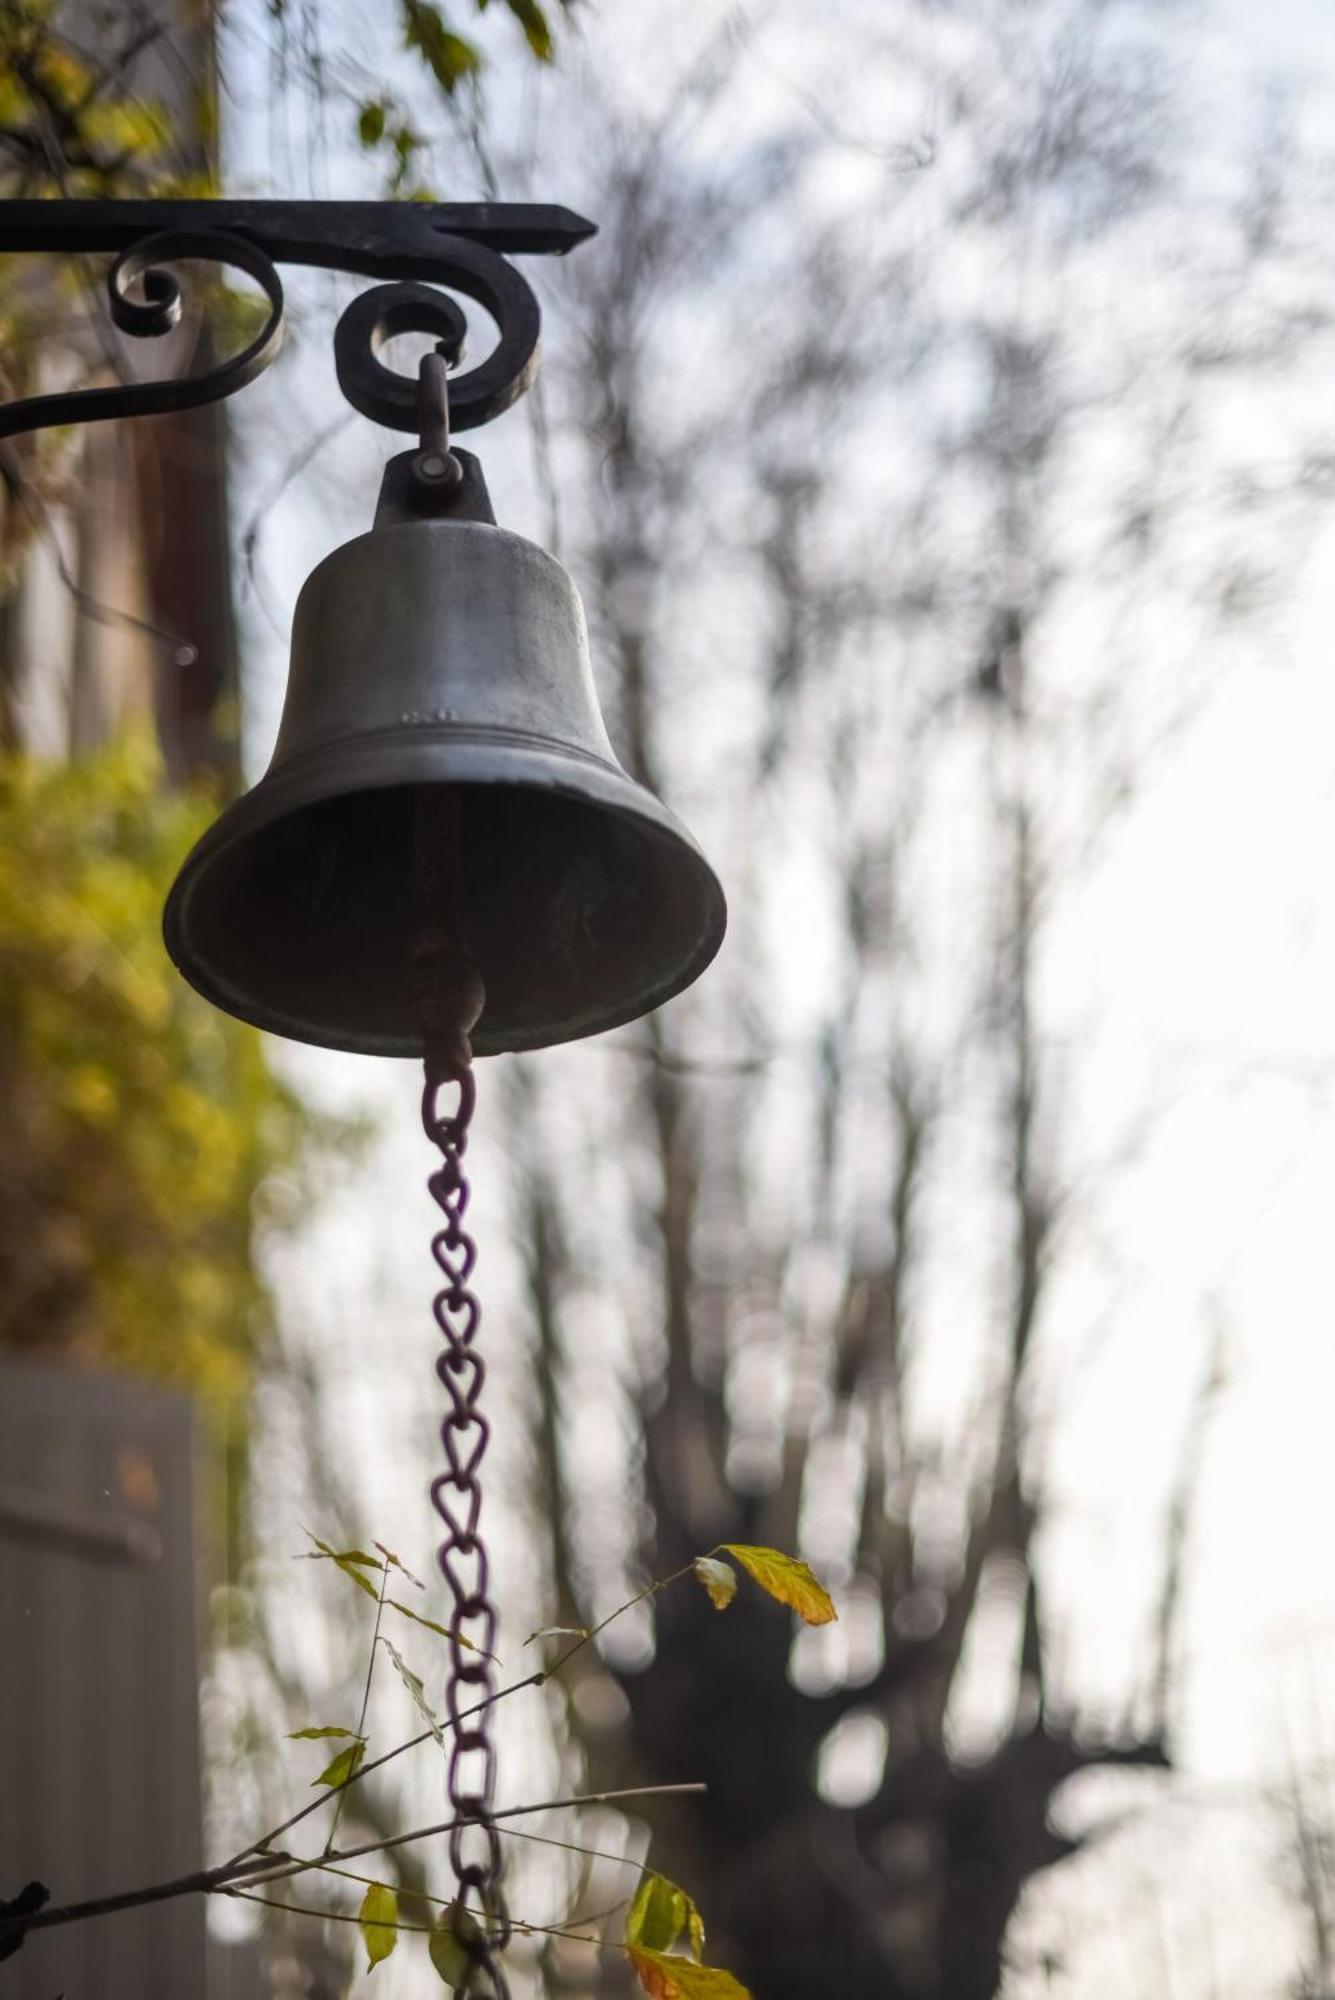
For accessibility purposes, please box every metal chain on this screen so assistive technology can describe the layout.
[422,1047,512,1997]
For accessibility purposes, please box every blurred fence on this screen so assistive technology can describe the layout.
[0,1361,209,1998]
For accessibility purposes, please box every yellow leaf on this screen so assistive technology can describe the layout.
[287,1725,360,1741]
[303,1533,381,1599]
[379,1636,444,1746]
[429,1901,483,1987]
[388,1599,497,1660]
[717,1545,837,1626]
[358,1881,398,1969]
[312,1540,381,1569]
[628,1947,752,2000]
[692,1557,738,1612]
[375,1541,425,1589]
[627,1871,695,1954]
[313,1739,366,1788]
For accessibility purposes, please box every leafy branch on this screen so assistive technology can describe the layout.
[0,1530,836,1994]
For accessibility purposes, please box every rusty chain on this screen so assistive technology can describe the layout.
[422,1041,513,1996]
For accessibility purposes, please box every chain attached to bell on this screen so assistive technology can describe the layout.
[421,1046,511,1996]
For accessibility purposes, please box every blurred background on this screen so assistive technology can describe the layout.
[5,0,1335,1994]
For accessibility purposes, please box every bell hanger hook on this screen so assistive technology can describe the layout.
[413,347,466,503]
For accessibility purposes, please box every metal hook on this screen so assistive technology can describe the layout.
[413,350,464,498]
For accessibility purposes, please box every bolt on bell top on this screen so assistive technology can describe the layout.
[163,448,726,1057]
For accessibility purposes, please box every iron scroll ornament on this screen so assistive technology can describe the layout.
[333,259,538,434]
[0,198,595,441]
[0,228,285,444]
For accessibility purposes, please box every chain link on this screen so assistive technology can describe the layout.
[423,1049,512,1998]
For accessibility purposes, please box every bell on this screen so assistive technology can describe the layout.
[163,449,726,1057]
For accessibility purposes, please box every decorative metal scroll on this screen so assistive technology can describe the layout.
[0,229,284,443]
[0,198,595,442]
[333,253,539,434]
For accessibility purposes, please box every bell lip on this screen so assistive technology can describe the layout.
[162,729,728,1059]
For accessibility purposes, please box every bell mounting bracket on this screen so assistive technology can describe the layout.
[0,198,595,444]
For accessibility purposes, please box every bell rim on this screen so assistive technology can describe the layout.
[163,728,727,1058]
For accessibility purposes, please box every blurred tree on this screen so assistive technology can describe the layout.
[0,0,243,781]
[0,735,322,1474]
[493,6,1335,1996]
[1281,1767,1335,2000]
[6,4,1331,1996]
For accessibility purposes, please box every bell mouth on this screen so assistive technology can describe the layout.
[163,743,726,1057]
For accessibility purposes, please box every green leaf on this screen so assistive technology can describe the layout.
[402,0,482,93]
[388,1599,452,1639]
[503,0,554,59]
[628,1947,751,2000]
[359,1881,399,1969]
[429,1901,483,1986]
[313,1739,366,1789]
[692,1557,737,1612]
[388,122,427,196]
[376,1542,425,1589]
[302,1532,383,1600]
[717,1545,837,1626]
[358,100,387,147]
[388,1598,496,1660]
[627,1871,704,1956]
[303,1533,380,1568]
[379,1636,444,1745]
[287,1725,361,1741]
[627,1871,675,1951]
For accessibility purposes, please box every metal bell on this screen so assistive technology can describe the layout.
[163,450,725,1057]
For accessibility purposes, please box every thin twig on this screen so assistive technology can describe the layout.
[237,410,354,604]
[233,1785,709,1891]
[225,1673,544,1869]
[0,1787,706,1943]
[500,1824,647,1871]
[253,1855,631,1941]
[323,1557,390,1855]
[229,1887,436,1933]
[227,1884,623,1950]
[0,441,200,663]
[540,1563,696,1682]
[0,1852,291,1940]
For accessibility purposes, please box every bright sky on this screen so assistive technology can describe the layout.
[217,2,1335,1992]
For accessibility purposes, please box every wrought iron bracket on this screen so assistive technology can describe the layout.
[0,198,595,441]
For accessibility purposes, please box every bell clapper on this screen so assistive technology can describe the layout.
[411,784,484,1066]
